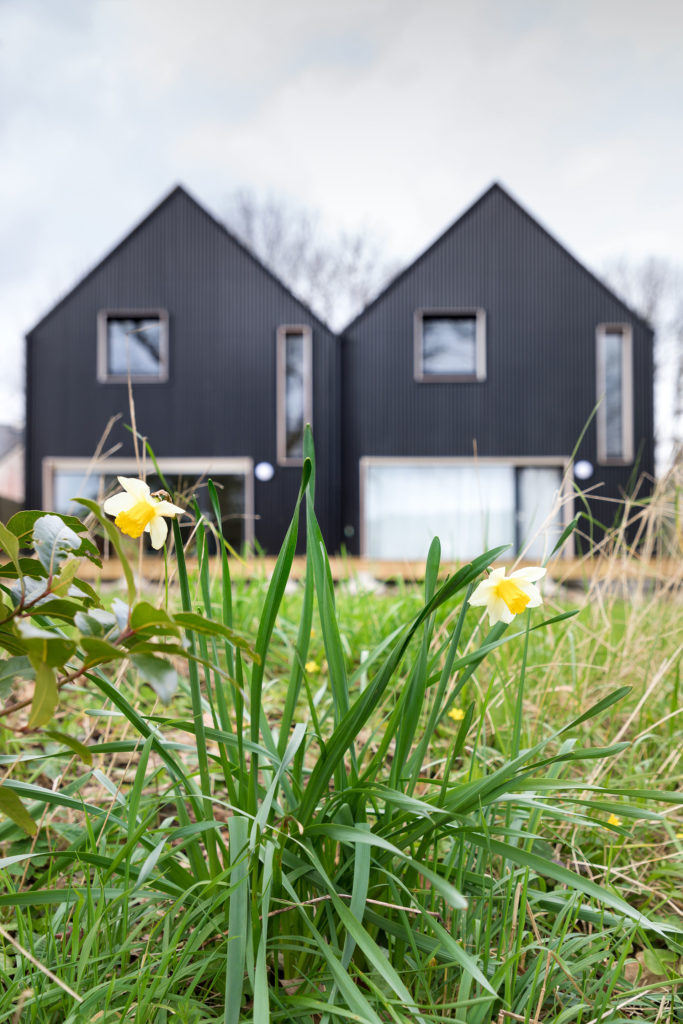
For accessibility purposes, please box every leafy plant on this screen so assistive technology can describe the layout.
[0,428,680,1023]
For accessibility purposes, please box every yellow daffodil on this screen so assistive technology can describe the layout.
[469,566,546,625]
[448,707,465,722]
[607,813,622,827]
[103,477,185,549]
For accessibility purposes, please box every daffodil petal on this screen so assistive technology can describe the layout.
[118,476,151,500]
[154,501,185,517]
[469,579,496,606]
[511,567,547,584]
[489,597,515,624]
[519,584,542,607]
[103,492,135,516]
[148,515,169,549]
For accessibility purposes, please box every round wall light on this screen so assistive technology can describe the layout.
[574,460,594,480]
[255,462,275,482]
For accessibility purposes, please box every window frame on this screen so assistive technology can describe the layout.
[414,308,487,382]
[276,324,313,466]
[97,309,170,384]
[42,455,255,548]
[595,323,633,465]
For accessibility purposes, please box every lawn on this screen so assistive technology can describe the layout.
[0,440,681,1023]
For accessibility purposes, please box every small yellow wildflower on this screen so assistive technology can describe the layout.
[469,566,546,625]
[103,477,185,549]
[675,831,683,840]
[607,813,622,827]
[305,661,319,673]
[448,707,465,722]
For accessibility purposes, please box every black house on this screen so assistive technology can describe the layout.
[341,184,654,559]
[25,187,341,553]
[25,184,654,561]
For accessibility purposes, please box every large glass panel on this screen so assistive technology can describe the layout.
[516,467,563,560]
[603,329,624,458]
[421,315,477,376]
[107,317,162,377]
[53,471,105,517]
[365,464,515,560]
[285,330,305,458]
[145,473,245,552]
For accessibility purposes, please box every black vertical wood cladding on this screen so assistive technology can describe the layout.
[25,187,341,553]
[26,183,654,557]
[341,185,654,552]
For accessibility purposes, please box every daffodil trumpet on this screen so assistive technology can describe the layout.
[103,476,185,549]
[469,566,546,626]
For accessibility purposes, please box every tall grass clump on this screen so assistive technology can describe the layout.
[0,429,681,1023]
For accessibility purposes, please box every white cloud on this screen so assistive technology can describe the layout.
[0,0,681,439]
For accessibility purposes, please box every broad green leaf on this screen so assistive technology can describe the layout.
[43,730,93,765]
[131,601,175,631]
[74,609,118,637]
[0,785,37,836]
[0,557,48,580]
[80,636,128,666]
[8,509,100,564]
[17,621,76,667]
[28,662,58,728]
[0,655,34,698]
[50,558,81,595]
[131,653,178,702]
[0,521,19,570]
[10,576,52,607]
[32,515,82,572]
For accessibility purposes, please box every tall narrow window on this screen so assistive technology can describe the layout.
[97,310,169,383]
[277,325,312,464]
[596,324,633,463]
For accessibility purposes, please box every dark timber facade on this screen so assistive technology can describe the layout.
[25,184,654,561]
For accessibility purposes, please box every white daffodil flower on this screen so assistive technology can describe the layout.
[469,566,546,625]
[103,476,185,549]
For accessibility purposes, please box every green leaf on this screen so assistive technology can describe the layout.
[74,609,118,637]
[131,601,175,631]
[549,513,581,559]
[28,662,58,728]
[0,656,34,699]
[17,621,76,668]
[43,730,93,765]
[0,557,48,580]
[642,948,679,976]
[50,558,81,596]
[8,510,100,565]
[80,636,128,666]
[0,521,19,570]
[0,785,37,836]
[32,515,82,572]
[172,611,256,658]
[131,654,178,703]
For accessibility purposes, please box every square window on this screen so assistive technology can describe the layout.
[415,309,486,381]
[97,310,169,382]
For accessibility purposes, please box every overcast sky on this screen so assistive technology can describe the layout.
[1,0,681,449]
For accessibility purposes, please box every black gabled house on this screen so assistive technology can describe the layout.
[25,183,654,560]
[25,186,341,554]
[341,184,654,559]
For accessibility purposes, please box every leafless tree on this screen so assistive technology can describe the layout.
[224,189,399,332]
[603,255,683,467]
